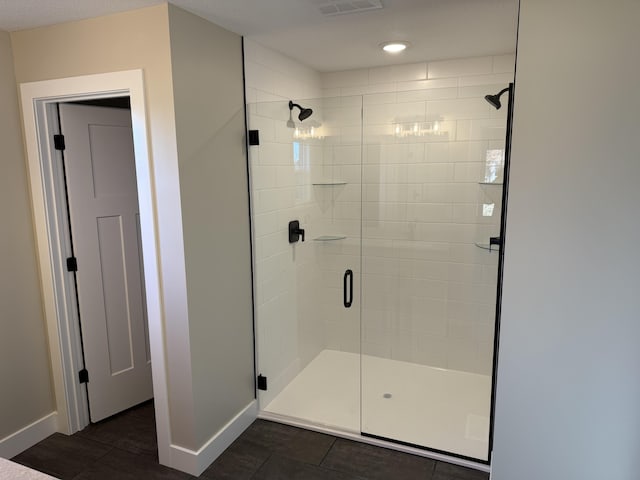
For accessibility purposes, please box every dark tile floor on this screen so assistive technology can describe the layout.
[12,401,489,480]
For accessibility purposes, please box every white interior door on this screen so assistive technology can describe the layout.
[59,103,152,422]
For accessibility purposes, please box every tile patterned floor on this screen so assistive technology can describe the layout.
[11,401,489,480]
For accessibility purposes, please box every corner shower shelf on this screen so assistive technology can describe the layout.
[313,235,347,241]
[312,181,347,186]
[474,242,499,252]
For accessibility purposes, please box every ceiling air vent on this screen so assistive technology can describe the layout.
[313,0,384,16]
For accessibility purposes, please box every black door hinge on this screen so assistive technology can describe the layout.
[257,374,267,391]
[78,369,89,384]
[248,130,260,146]
[66,257,78,272]
[54,134,65,151]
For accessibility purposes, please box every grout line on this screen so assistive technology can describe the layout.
[429,458,438,479]
[315,437,371,480]
[318,436,338,467]
[248,452,272,479]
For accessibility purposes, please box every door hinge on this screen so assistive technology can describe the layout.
[257,374,267,391]
[54,134,66,151]
[66,257,78,272]
[248,130,260,146]
[78,369,89,384]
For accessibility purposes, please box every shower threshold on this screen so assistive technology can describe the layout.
[260,350,491,469]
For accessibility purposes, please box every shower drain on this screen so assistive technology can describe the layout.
[383,393,392,399]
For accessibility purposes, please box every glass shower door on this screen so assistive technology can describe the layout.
[248,96,363,432]
[359,87,507,461]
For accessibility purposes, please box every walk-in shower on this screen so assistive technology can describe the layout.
[247,84,509,464]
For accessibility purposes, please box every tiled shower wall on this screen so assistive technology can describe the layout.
[245,42,516,405]
[321,55,514,375]
[244,40,327,406]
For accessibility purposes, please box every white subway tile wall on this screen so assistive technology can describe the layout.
[246,44,515,401]
[320,55,512,375]
[244,39,323,101]
[245,40,326,407]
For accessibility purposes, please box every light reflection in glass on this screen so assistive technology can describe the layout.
[483,203,495,217]
[484,148,505,183]
[392,121,444,138]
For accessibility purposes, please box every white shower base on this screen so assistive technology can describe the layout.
[263,349,491,461]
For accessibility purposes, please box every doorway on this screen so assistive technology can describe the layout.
[19,72,170,460]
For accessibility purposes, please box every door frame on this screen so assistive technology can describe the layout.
[20,70,170,455]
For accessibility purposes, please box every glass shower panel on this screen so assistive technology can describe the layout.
[248,96,363,432]
[359,87,507,461]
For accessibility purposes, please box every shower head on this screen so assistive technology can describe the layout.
[289,100,313,121]
[484,86,511,110]
[484,93,503,110]
[298,107,313,121]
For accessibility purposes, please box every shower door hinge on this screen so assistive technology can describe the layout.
[248,130,260,146]
[66,257,78,272]
[78,368,89,384]
[257,374,267,391]
[53,134,66,151]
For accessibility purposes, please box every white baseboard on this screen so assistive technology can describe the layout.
[0,412,58,459]
[167,400,257,476]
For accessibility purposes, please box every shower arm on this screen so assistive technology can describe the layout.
[495,86,510,98]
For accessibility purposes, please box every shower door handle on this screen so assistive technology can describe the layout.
[343,269,353,308]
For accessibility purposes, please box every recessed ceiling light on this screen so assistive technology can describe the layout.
[381,41,410,54]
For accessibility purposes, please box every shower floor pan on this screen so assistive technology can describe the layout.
[262,349,491,461]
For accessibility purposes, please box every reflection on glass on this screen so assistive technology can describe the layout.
[392,121,445,138]
[483,203,495,217]
[294,125,326,139]
[484,148,505,183]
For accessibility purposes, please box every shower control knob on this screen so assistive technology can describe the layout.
[489,236,502,252]
[288,220,305,243]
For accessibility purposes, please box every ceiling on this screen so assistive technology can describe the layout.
[0,0,518,72]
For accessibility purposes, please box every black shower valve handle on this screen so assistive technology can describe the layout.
[288,220,305,243]
[489,236,502,252]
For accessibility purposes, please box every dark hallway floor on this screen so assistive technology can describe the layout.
[11,402,489,480]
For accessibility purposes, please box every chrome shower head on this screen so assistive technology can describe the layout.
[289,100,313,121]
[484,86,510,110]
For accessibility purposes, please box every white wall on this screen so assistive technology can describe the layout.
[321,55,514,374]
[0,29,55,443]
[244,39,322,103]
[492,1,640,479]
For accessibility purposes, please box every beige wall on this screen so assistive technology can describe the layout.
[493,0,640,478]
[167,5,255,448]
[10,5,199,449]
[10,3,255,457]
[0,29,55,441]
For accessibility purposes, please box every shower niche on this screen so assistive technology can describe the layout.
[247,86,508,464]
